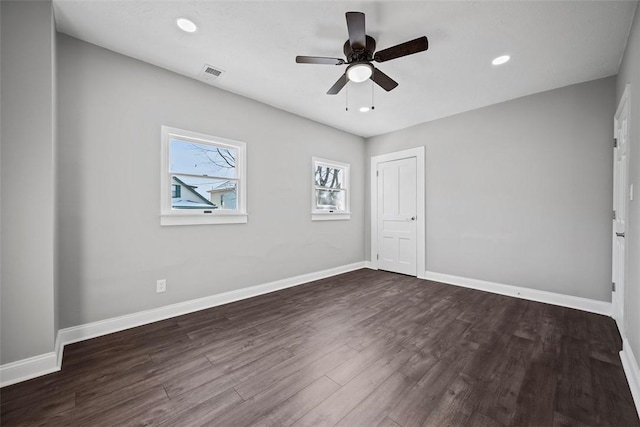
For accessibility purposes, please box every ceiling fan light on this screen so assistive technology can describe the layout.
[347,63,373,83]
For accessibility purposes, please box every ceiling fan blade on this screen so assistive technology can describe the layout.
[327,73,348,95]
[371,67,398,92]
[374,36,429,62]
[346,11,366,50]
[296,56,345,65]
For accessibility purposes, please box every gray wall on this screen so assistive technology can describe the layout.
[1,1,57,364]
[616,4,640,365]
[56,35,365,328]
[366,77,615,302]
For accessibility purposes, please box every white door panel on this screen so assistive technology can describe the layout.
[612,86,629,324]
[377,157,417,276]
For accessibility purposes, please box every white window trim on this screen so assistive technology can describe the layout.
[160,125,247,226]
[311,157,351,221]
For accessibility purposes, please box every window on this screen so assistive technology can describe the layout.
[161,126,247,226]
[312,157,350,221]
[172,184,181,198]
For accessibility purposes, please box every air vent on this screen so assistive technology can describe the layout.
[204,66,222,77]
[200,64,224,80]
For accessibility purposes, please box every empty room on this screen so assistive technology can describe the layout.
[2,0,640,425]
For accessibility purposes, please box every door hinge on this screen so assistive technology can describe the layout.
[612,282,616,292]
[613,210,617,220]
[376,170,379,177]
[614,138,618,148]
[377,254,379,260]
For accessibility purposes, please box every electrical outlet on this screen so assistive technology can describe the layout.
[156,279,167,293]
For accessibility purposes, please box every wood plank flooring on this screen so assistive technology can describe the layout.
[1,269,638,426]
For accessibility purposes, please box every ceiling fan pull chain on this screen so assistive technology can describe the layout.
[346,84,349,111]
[371,80,375,110]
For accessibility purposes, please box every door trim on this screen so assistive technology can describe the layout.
[371,147,426,278]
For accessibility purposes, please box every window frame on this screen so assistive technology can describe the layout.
[311,157,351,221]
[160,125,247,226]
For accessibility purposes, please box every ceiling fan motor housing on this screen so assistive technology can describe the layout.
[343,35,376,62]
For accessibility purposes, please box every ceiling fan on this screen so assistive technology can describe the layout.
[296,11,429,95]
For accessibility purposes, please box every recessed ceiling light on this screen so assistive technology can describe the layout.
[176,18,197,33]
[359,107,370,112]
[492,55,510,65]
[347,63,373,83]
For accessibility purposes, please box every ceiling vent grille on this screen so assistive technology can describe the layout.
[200,64,224,80]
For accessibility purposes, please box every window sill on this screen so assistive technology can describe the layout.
[311,212,351,221]
[161,213,248,226]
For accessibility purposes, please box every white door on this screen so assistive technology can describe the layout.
[612,86,630,324]
[377,157,417,276]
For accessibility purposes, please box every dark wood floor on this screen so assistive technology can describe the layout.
[1,269,638,426]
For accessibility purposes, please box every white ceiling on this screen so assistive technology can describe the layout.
[52,0,637,138]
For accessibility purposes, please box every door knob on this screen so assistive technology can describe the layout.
[616,232,625,238]
[410,216,416,221]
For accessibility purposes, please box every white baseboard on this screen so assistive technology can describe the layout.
[620,339,640,417]
[423,270,612,316]
[58,261,366,346]
[1,261,366,388]
[0,351,59,388]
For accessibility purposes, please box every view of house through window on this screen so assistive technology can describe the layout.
[161,126,247,226]
[170,139,238,210]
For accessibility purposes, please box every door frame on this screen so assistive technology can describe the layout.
[370,147,425,277]
[612,83,631,331]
